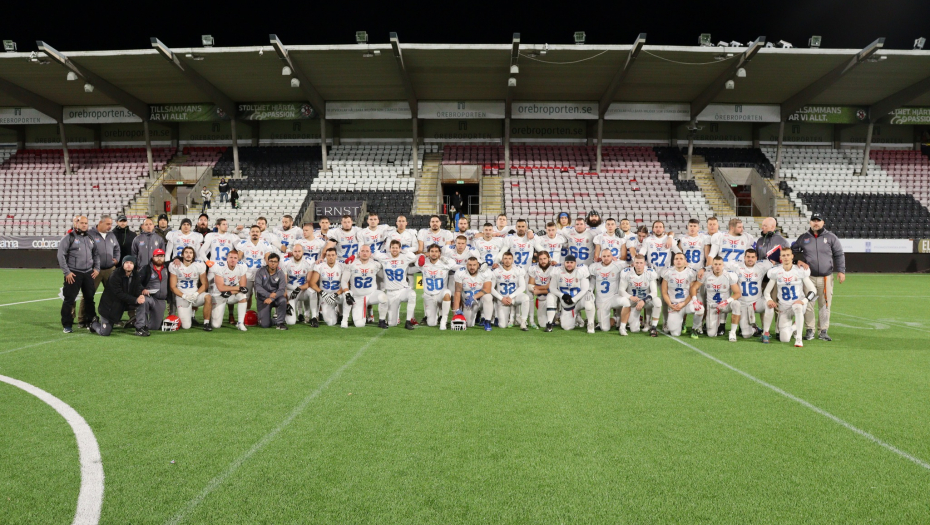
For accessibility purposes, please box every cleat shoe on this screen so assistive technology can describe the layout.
[649,327,658,337]
[729,332,737,342]
[484,320,492,332]
[203,324,213,332]
[544,323,553,333]
[818,330,832,341]
[341,322,349,329]
[63,327,73,333]
[619,325,628,336]
[367,316,375,325]
[378,319,389,329]
[690,329,699,339]
[718,323,726,336]
[286,305,294,317]
[190,318,201,327]
[421,316,428,325]
[520,321,528,332]
[439,319,447,331]
[277,324,288,330]
[404,320,415,330]
[297,314,305,323]
[803,328,815,341]
[409,318,419,326]
[135,328,149,337]
[79,322,90,330]
[795,338,804,348]
[309,318,319,328]
[587,323,595,334]
[237,323,248,332]
[761,333,770,344]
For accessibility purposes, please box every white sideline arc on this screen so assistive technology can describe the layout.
[164,330,386,525]
[0,291,102,308]
[663,334,930,472]
[0,374,104,525]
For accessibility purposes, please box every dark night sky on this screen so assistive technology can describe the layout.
[3,0,929,51]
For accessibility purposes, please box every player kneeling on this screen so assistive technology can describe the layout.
[255,253,288,329]
[169,246,212,330]
[700,256,743,341]
[208,250,249,331]
[544,255,595,333]
[618,255,660,336]
[762,247,817,347]
[491,252,529,330]
[341,245,389,328]
[419,244,455,329]
[589,249,627,333]
[373,240,418,329]
[309,247,347,327]
[281,244,314,326]
[454,257,494,330]
[661,253,704,338]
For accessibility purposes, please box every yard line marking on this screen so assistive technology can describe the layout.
[663,334,930,472]
[165,330,386,525]
[832,312,930,334]
[0,291,102,308]
[838,295,928,298]
[0,335,87,356]
[0,374,105,525]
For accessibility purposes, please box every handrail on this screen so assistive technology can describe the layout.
[712,167,738,213]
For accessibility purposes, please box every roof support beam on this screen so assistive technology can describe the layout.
[0,76,64,121]
[150,38,237,117]
[505,33,519,176]
[690,36,766,124]
[389,33,417,118]
[598,33,646,117]
[36,41,149,119]
[269,34,326,118]
[780,38,885,120]
[868,74,930,122]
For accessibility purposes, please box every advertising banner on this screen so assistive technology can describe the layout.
[675,122,752,143]
[101,123,173,144]
[0,107,57,125]
[259,120,332,143]
[884,107,930,125]
[511,102,597,120]
[0,236,63,250]
[697,104,780,123]
[423,119,502,141]
[314,201,364,222]
[786,105,866,124]
[150,104,229,122]
[602,120,671,142]
[605,102,690,121]
[63,106,141,124]
[418,101,505,119]
[759,122,834,144]
[238,102,317,121]
[25,125,95,146]
[837,239,914,253]
[510,120,586,140]
[178,122,252,143]
[326,101,412,119]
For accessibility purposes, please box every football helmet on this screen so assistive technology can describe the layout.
[161,315,181,332]
[450,313,467,331]
[244,310,259,327]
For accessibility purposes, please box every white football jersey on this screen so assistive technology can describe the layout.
[169,261,207,292]
[343,260,382,296]
[274,226,304,251]
[201,232,241,263]
[643,234,673,270]
[417,228,454,250]
[588,261,625,298]
[662,267,698,304]
[534,234,567,265]
[702,270,739,303]
[593,232,625,261]
[677,234,708,271]
[473,236,504,267]
[166,231,203,259]
[492,265,526,297]
[456,229,479,247]
[373,252,417,291]
[528,264,558,291]
[295,237,327,264]
[552,266,590,299]
[313,261,345,293]
[767,265,809,304]
[328,227,361,262]
[236,239,276,276]
[563,229,596,266]
[420,258,456,297]
[455,268,492,298]
[442,246,479,273]
[385,228,419,254]
[357,225,389,253]
[259,230,280,247]
[729,260,773,303]
[208,261,246,294]
[281,256,314,290]
[620,267,658,300]
[504,235,535,269]
[715,233,756,264]
[620,232,638,264]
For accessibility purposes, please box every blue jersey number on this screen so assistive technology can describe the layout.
[559,286,581,297]
[741,281,759,296]
[569,247,590,260]
[721,248,744,262]
[214,246,231,260]
[425,278,444,291]
[685,249,702,264]
[514,252,530,265]
[288,275,306,286]
[485,253,494,266]
[385,269,405,282]
[341,244,359,259]
[500,282,516,295]
[781,287,799,301]
[675,287,685,300]
[322,280,340,291]
[354,276,373,289]
[599,281,611,294]
[179,280,195,290]
[650,251,668,267]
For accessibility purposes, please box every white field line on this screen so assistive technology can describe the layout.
[0,291,102,308]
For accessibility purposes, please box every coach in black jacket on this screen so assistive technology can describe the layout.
[92,256,145,336]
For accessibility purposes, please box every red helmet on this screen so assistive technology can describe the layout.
[161,315,181,332]
[244,310,259,327]
[451,313,467,331]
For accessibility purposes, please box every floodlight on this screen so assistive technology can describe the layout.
[574,32,586,45]
[510,64,519,74]
[736,67,746,78]
[915,37,926,50]
[725,80,735,90]
[808,35,822,48]
[281,66,292,76]
[290,78,300,88]
[764,42,774,48]
[777,40,793,48]
[717,41,728,47]
[84,83,94,93]
[201,35,214,47]
[699,34,712,46]
[356,31,368,44]
[541,43,548,55]
[2,40,16,52]
[508,77,517,87]
[729,41,743,47]
[66,71,79,81]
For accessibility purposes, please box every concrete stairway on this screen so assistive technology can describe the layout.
[123,158,177,218]
[764,178,803,217]
[413,152,442,215]
[690,156,735,217]
[480,174,504,214]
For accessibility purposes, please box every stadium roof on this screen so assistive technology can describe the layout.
[2,42,930,115]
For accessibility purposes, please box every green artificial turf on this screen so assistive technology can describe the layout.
[0,269,928,524]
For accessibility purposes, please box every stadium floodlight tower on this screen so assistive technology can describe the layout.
[201,35,214,47]
[915,37,926,50]
[574,32,586,45]
[596,33,646,173]
[809,36,822,48]
[2,40,16,52]
[389,32,420,178]
[699,34,712,46]
[356,31,368,44]
[504,33,520,176]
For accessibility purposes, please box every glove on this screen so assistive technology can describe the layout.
[455,309,463,316]
[220,291,231,298]
[205,260,215,268]
[463,294,475,308]
[182,292,198,304]
[805,291,817,301]
[239,286,248,294]
[322,292,338,305]
[418,254,426,266]
[345,255,356,264]
[344,292,355,306]
[290,289,301,300]
[562,293,574,306]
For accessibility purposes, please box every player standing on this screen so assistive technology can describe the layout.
[199,219,240,264]
[358,212,389,253]
[418,215,454,253]
[168,246,212,331]
[593,218,625,262]
[534,222,567,266]
[326,215,361,263]
[564,217,596,267]
[255,216,280,247]
[473,223,505,268]
[275,214,304,255]
[456,216,479,246]
[712,218,755,264]
[166,218,204,261]
[676,219,708,271]
[296,223,327,264]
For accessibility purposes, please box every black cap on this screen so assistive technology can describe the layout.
[564,255,577,262]
[180,218,192,226]
[121,255,137,265]
[158,213,169,221]
[810,213,824,221]
[117,215,127,222]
